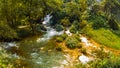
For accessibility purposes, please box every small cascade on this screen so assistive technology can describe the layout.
[37,14,64,42]
[42,14,52,25]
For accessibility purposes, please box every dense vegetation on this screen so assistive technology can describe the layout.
[0,0,120,68]
[0,0,120,41]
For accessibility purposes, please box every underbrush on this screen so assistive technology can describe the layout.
[75,55,120,68]
[0,21,18,41]
[82,25,120,49]
[0,47,15,68]
[65,35,82,49]
[75,47,120,68]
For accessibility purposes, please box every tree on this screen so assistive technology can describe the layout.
[104,0,120,30]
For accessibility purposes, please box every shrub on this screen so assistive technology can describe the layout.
[80,20,87,29]
[89,56,120,68]
[73,34,81,42]
[17,28,31,38]
[70,20,81,33]
[81,48,87,54]
[70,25,77,33]
[0,21,18,41]
[88,14,107,29]
[56,46,62,51]
[82,26,120,49]
[56,37,64,42]
[0,47,15,68]
[65,36,80,49]
[60,17,71,27]
[60,34,68,40]
[55,25,64,32]
[72,20,80,30]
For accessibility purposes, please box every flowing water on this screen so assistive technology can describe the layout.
[0,14,68,68]
[0,14,94,67]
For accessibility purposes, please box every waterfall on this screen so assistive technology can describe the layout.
[37,14,64,42]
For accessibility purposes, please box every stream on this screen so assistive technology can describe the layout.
[0,14,94,68]
[0,14,69,68]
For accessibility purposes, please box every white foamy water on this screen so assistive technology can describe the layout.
[0,42,18,49]
[37,28,64,42]
[79,54,90,64]
[42,14,52,25]
[65,29,72,36]
[37,14,64,42]
[80,37,90,46]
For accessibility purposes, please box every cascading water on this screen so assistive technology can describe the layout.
[37,14,64,42]
[0,14,70,68]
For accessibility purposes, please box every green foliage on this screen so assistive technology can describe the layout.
[76,57,120,68]
[92,46,110,59]
[65,35,81,49]
[17,28,31,38]
[70,20,87,33]
[82,26,120,49]
[80,20,87,29]
[75,50,120,68]
[56,46,62,51]
[73,34,81,42]
[70,25,77,33]
[55,25,64,32]
[81,48,87,54]
[109,19,119,30]
[104,0,120,30]
[56,34,67,43]
[60,17,71,27]
[88,56,120,68]
[0,47,15,68]
[56,37,64,43]
[88,14,107,29]
[60,34,68,40]
[0,21,18,41]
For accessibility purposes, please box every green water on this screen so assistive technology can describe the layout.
[2,36,66,68]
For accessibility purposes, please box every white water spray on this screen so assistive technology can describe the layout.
[37,14,64,42]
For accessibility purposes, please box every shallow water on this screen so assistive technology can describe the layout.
[0,36,67,68]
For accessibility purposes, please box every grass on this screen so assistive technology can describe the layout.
[82,25,120,49]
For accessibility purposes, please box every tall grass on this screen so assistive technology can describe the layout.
[82,25,120,49]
